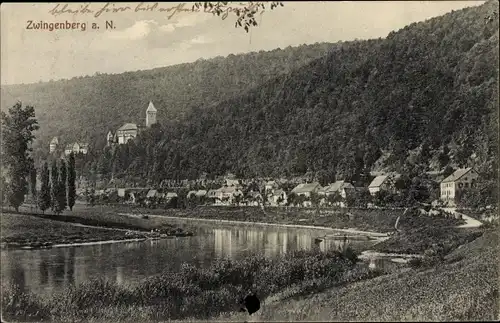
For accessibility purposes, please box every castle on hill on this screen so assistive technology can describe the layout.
[107,100,158,146]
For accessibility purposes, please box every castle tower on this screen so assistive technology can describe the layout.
[146,101,157,128]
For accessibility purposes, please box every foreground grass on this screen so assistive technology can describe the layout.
[206,229,499,322]
[1,247,381,322]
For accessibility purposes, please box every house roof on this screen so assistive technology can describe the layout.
[195,190,207,196]
[226,179,240,186]
[320,180,355,193]
[441,168,473,183]
[50,137,59,144]
[368,175,388,188]
[146,101,157,112]
[166,192,178,198]
[146,189,158,198]
[117,123,138,131]
[291,182,321,194]
[65,144,73,150]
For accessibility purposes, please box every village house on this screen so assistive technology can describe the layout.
[440,167,479,205]
[265,180,278,192]
[246,191,263,206]
[269,189,287,206]
[64,142,89,155]
[49,137,59,153]
[318,180,355,207]
[291,182,322,198]
[318,180,355,198]
[187,190,207,199]
[225,178,241,187]
[368,173,400,196]
[107,101,158,146]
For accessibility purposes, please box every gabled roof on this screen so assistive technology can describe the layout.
[441,168,474,183]
[65,144,73,150]
[50,137,59,144]
[226,179,240,186]
[166,192,178,198]
[320,180,355,193]
[146,101,157,112]
[368,175,388,188]
[195,190,207,196]
[117,123,138,131]
[146,189,158,198]
[291,182,321,194]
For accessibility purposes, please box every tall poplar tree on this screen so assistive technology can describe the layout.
[50,160,59,213]
[39,162,51,214]
[67,152,76,211]
[58,159,68,211]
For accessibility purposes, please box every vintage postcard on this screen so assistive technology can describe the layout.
[1,1,499,322]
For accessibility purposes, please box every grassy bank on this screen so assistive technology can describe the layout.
[0,213,146,250]
[122,205,464,233]
[206,229,499,322]
[1,247,381,323]
[0,209,192,250]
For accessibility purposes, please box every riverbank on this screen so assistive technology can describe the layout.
[0,208,193,250]
[183,229,499,322]
[1,246,381,323]
[120,212,389,238]
[119,204,464,234]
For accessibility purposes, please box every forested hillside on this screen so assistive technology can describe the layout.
[0,42,335,152]
[3,1,498,189]
[85,0,498,185]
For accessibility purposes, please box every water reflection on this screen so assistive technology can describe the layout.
[1,223,377,298]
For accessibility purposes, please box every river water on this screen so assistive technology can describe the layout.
[1,221,384,298]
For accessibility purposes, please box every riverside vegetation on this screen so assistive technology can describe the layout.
[2,246,376,322]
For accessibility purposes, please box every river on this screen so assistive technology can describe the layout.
[1,221,388,298]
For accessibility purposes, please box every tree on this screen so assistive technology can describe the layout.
[58,159,68,212]
[39,162,52,214]
[50,160,59,213]
[192,2,284,33]
[67,152,77,211]
[0,102,39,212]
[29,159,37,207]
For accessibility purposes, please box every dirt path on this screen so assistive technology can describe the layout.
[442,207,483,228]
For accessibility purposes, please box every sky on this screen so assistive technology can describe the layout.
[1,1,486,85]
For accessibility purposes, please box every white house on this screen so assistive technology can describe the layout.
[440,168,479,205]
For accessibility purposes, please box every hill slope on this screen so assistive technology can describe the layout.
[89,0,498,184]
[0,42,335,152]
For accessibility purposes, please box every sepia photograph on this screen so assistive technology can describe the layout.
[0,1,499,322]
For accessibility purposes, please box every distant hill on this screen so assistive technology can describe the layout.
[84,0,498,185]
[0,42,336,154]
